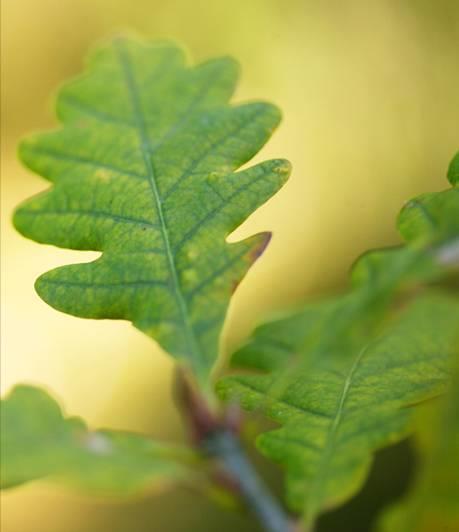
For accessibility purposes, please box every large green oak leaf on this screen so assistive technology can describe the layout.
[13,36,290,387]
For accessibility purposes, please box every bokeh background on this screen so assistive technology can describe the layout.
[2,1,458,531]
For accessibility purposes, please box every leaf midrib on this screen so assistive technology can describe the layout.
[114,38,203,374]
[301,345,368,527]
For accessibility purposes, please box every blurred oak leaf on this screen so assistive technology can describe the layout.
[218,155,459,527]
[1,385,200,495]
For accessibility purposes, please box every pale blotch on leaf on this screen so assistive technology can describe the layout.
[84,432,114,455]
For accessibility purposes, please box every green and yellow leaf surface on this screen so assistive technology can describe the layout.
[14,36,290,385]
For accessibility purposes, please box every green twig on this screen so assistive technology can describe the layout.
[205,428,294,532]
[175,369,295,532]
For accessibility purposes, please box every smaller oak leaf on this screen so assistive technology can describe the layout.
[218,156,459,526]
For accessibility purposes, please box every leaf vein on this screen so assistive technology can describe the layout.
[25,145,147,181]
[173,164,272,253]
[162,107,265,201]
[18,209,160,229]
[41,278,168,289]
[114,38,203,369]
[60,94,136,127]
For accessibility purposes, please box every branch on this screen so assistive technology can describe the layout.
[175,369,296,532]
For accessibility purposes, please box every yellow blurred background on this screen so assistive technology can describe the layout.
[2,1,458,531]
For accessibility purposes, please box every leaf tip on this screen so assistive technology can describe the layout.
[210,54,241,77]
[11,200,38,242]
[447,151,459,186]
[251,232,272,262]
[17,136,34,167]
[34,273,52,307]
[273,158,292,183]
[12,206,25,236]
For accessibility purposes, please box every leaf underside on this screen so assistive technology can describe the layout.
[1,385,198,495]
[218,155,459,524]
[14,36,290,385]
